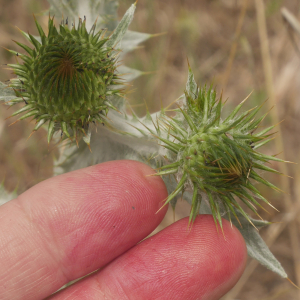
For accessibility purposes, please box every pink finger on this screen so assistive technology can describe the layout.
[0,160,168,300]
[50,215,247,300]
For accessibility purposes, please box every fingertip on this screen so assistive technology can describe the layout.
[48,215,247,300]
[181,215,248,299]
[95,215,247,300]
[161,215,247,299]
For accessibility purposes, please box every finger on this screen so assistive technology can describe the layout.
[49,215,247,300]
[0,160,168,300]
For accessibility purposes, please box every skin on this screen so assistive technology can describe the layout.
[0,160,247,300]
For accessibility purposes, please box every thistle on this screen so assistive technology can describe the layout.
[148,77,285,230]
[0,0,290,280]
[6,15,122,144]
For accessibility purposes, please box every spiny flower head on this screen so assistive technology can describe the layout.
[150,83,285,230]
[6,16,122,144]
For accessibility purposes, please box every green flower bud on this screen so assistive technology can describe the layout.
[7,16,122,144]
[152,82,286,230]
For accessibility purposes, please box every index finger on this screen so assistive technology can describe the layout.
[0,160,168,300]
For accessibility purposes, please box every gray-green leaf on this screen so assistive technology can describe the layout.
[0,82,16,104]
[120,30,151,54]
[185,66,198,100]
[54,126,146,175]
[105,3,136,49]
[117,65,142,82]
[0,183,17,206]
[232,215,287,278]
[48,0,119,31]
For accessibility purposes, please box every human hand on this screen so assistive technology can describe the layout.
[0,160,247,300]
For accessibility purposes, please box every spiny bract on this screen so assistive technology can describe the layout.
[7,16,122,143]
[151,83,285,229]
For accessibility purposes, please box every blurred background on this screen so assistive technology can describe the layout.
[1,0,300,298]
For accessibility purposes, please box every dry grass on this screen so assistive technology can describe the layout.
[0,0,54,193]
[1,0,300,298]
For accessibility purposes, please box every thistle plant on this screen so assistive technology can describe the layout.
[145,75,283,230]
[0,0,290,283]
[5,16,122,145]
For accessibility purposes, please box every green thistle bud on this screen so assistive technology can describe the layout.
[7,16,122,144]
[150,79,286,230]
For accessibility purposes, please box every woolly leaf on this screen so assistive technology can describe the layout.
[185,65,198,100]
[232,215,287,278]
[0,183,17,206]
[48,0,119,31]
[54,104,166,175]
[48,0,77,22]
[85,0,119,30]
[54,125,154,174]
[120,30,151,54]
[118,65,142,82]
[0,82,17,104]
[105,3,136,49]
